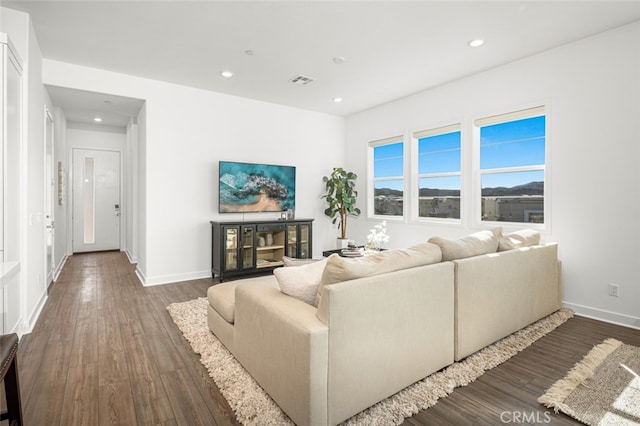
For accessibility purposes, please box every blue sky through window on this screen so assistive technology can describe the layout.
[373,115,544,191]
[373,142,403,178]
[418,131,461,174]
[481,116,545,170]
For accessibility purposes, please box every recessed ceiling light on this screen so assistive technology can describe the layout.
[220,70,234,78]
[333,97,343,103]
[333,56,345,65]
[93,117,103,122]
[468,39,484,48]
[245,50,254,56]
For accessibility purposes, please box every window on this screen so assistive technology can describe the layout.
[414,124,461,220]
[476,106,546,224]
[369,136,404,217]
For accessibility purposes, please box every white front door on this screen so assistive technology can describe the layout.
[73,149,121,253]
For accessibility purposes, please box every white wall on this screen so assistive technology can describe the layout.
[136,103,147,278]
[42,61,346,285]
[53,106,67,275]
[25,16,55,330]
[345,22,640,328]
[2,7,57,332]
[124,118,139,263]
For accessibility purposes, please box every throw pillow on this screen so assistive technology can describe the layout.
[498,229,541,251]
[282,256,321,267]
[428,228,501,261]
[274,258,328,305]
[316,242,442,305]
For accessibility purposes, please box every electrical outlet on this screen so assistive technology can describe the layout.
[608,283,619,297]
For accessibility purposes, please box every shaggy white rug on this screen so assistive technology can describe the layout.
[167,298,573,425]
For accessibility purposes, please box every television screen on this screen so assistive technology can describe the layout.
[219,161,296,213]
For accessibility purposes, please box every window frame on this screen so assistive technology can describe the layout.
[473,105,548,230]
[367,135,406,220]
[412,123,462,224]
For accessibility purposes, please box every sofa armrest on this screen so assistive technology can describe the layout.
[234,285,328,426]
[454,242,560,360]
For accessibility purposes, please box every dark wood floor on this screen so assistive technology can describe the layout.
[15,251,640,425]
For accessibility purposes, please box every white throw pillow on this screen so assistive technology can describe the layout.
[498,229,541,251]
[274,258,328,305]
[282,256,321,267]
[428,228,501,261]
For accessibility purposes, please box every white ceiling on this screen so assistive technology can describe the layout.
[4,1,640,127]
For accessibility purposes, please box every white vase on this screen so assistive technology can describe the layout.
[337,238,349,249]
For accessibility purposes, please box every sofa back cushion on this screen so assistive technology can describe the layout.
[498,229,541,251]
[316,242,442,306]
[428,228,500,261]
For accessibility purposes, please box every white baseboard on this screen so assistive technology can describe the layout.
[53,254,68,282]
[22,291,48,335]
[124,249,137,264]
[134,264,146,286]
[138,269,212,287]
[563,301,640,330]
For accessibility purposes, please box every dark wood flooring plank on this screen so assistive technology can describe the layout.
[160,368,219,426]
[60,362,99,426]
[129,370,176,425]
[22,340,72,426]
[98,380,138,426]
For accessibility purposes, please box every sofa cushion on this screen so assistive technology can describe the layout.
[498,229,541,251]
[274,258,328,305]
[282,256,321,267]
[428,228,500,261]
[207,283,238,324]
[207,275,278,324]
[316,242,442,305]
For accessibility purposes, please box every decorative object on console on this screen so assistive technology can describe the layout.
[365,220,389,252]
[218,161,296,213]
[322,167,361,246]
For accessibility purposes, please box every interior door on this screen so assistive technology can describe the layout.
[73,149,121,253]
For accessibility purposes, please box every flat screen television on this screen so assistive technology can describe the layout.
[218,161,296,213]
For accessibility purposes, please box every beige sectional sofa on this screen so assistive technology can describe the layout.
[206,229,561,426]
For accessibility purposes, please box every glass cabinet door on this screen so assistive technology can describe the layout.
[287,224,298,258]
[224,227,239,271]
[299,224,310,258]
[242,227,254,268]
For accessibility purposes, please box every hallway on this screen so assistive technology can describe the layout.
[17,251,238,425]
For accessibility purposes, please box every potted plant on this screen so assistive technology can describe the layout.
[322,167,361,247]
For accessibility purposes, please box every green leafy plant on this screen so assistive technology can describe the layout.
[322,167,361,239]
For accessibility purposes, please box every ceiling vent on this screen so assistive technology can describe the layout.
[289,75,315,86]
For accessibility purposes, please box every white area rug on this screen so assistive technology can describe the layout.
[168,298,573,425]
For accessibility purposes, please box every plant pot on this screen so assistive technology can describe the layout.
[337,238,350,249]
